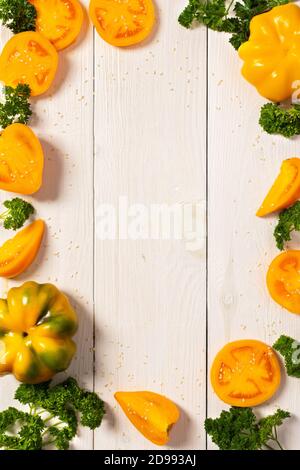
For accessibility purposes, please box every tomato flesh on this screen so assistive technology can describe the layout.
[0,32,58,96]
[0,124,44,194]
[211,340,281,407]
[267,250,300,314]
[257,158,300,217]
[90,0,155,47]
[29,0,84,51]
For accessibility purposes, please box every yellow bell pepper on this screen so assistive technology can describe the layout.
[239,4,300,102]
[0,282,78,384]
[115,391,180,446]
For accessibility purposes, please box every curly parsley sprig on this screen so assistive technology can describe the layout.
[205,407,290,450]
[0,84,32,131]
[273,335,300,378]
[0,0,37,34]
[0,198,35,231]
[259,103,300,138]
[0,377,105,450]
[273,201,300,250]
[178,0,289,49]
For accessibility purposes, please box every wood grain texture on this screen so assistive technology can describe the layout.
[207,30,300,450]
[93,0,207,451]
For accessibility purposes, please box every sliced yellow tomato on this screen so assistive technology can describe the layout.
[257,158,300,217]
[29,0,84,51]
[211,340,281,407]
[0,220,45,278]
[267,250,300,314]
[89,0,155,47]
[0,32,58,96]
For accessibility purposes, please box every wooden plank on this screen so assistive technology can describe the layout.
[207,31,300,449]
[0,0,94,450]
[93,0,207,450]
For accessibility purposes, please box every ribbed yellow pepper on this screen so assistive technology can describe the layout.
[239,4,300,102]
[0,282,78,384]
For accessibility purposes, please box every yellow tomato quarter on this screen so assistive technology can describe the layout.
[0,220,45,279]
[115,391,180,445]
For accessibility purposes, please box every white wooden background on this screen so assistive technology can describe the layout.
[0,0,299,451]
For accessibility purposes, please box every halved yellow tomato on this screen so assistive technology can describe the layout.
[0,124,44,195]
[89,0,155,47]
[257,158,300,217]
[0,220,45,279]
[267,250,300,314]
[0,32,58,96]
[29,0,84,51]
[211,340,281,407]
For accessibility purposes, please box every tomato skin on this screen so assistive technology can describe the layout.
[115,391,180,446]
[0,220,45,279]
[0,124,44,195]
[0,32,58,96]
[89,0,155,47]
[29,0,84,51]
[211,340,281,407]
[267,250,300,314]
[257,158,300,217]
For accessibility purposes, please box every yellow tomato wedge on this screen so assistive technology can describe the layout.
[257,158,300,217]
[115,391,180,445]
[0,220,45,278]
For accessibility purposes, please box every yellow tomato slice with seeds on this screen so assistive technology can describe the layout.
[29,0,84,51]
[0,124,44,195]
[267,250,300,314]
[211,340,281,407]
[0,32,58,96]
[0,220,45,279]
[89,0,155,47]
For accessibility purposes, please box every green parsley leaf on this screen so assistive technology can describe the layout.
[273,201,300,250]
[13,377,105,450]
[205,406,290,450]
[0,84,32,131]
[205,407,261,450]
[0,0,37,34]
[0,197,35,231]
[0,408,44,450]
[259,103,300,138]
[258,409,290,450]
[178,0,289,49]
[273,335,300,378]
